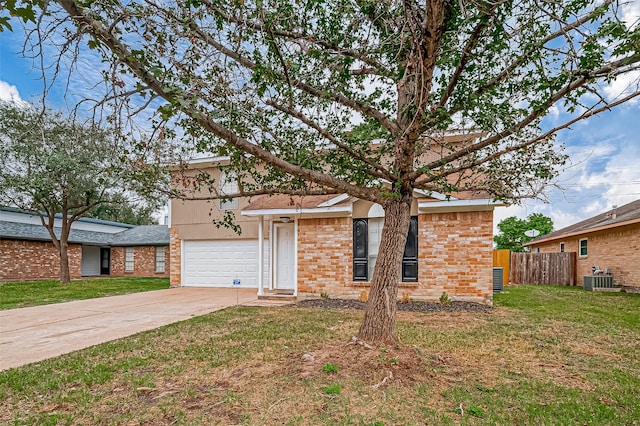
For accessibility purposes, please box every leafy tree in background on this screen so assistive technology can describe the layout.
[494,213,554,252]
[0,102,162,283]
[2,0,639,342]
[87,193,158,225]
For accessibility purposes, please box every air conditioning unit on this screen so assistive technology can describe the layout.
[493,267,504,293]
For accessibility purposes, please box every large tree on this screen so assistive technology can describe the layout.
[4,0,639,342]
[494,213,554,252]
[0,102,138,283]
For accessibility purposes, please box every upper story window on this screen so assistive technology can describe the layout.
[579,238,588,257]
[219,171,238,210]
[560,243,565,252]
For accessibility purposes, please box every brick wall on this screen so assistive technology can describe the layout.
[416,211,494,303]
[296,210,494,304]
[110,246,170,278]
[169,227,182,287]
[532,223,640,289]
[297,217,353,296]
[0,239,82,281]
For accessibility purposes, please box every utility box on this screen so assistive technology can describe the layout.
[493,267,504,293]
[584,275,614,291]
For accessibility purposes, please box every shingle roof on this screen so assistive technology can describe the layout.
[0,221,114,245]
[243,194,342,211]
[526,199,640,245]
[1,206,135,228]
[242,190,495,212]
[0,221,169,246]
[110,225,170,246]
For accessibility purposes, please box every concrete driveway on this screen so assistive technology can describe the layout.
[0,287,288,371]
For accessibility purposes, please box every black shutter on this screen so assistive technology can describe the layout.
[402,216,418,282]
[353,218,368,281]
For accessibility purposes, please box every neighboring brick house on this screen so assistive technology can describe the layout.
[169,157,503,304]
[524,199,640,292]
[0,208,170,282]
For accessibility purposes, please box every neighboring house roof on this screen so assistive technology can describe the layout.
[524,199,640,246]
[0,206,136,229]
[0,208,169,246]
[0,221,114,245]
[110,225,170,246]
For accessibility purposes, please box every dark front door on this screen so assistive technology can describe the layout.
[100,248,111,275]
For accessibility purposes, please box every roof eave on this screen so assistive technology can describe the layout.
[241,205,352,218]
[418,199,505,213]
[523,217,640,246]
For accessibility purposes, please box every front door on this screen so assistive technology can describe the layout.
[100,248,111,275]
[274,223,295,290]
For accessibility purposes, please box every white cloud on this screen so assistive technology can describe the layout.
[621,0,640,29]
[493,129,640,235]
[603,71,640,102]
[0,80,26,104]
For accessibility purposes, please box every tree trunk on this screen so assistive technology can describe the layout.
[59,240,71,284]
[357,193,413,344]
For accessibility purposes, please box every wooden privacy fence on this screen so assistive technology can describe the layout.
[510,252,577,286]
[492,249,511,285]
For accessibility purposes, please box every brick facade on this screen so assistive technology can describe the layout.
[110,246,170,278]
[296,211,494,304]
[169,228,182,287]
[531,222,640,290]
[0,239,82,281]
[297,218,353,296]
[0,238,169,282]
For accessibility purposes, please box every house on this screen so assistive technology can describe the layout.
[523,200,640,292]
[0,207,170,282]
[169,157,504,304]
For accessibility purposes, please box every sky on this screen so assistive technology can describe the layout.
[1,6,639,235]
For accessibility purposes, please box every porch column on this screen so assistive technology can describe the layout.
[257,215,264,296]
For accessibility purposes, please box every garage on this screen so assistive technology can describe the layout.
[182,240,269,287]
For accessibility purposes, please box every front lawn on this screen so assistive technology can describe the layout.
[0,277,170,309]
[0,285,638,425]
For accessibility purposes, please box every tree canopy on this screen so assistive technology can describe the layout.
[3,0,639,342]
[86,194,158,225]
[0,102,161,282]
[494,213,554,252]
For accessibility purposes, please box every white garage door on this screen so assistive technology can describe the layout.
[183,240,268,288]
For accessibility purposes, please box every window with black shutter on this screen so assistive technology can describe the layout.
[353,216,418,282]
[353,218,368,281]
[402,216,418,281]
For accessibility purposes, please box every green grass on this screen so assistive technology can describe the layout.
[0,285,638,425]
[0,277,170,309]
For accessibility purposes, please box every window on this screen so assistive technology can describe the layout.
[125,247,134,271]
[560,243,565,253]
[579,239,588,257]
[219,171,238,210]
[534,247,540,253]
[155,246,166,273]
[353,216,418,282]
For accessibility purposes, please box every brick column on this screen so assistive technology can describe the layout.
[169,228,182,287]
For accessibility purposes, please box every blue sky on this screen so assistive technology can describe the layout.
[1,8,639,235]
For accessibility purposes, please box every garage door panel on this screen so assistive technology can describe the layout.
[183,240,268,288]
